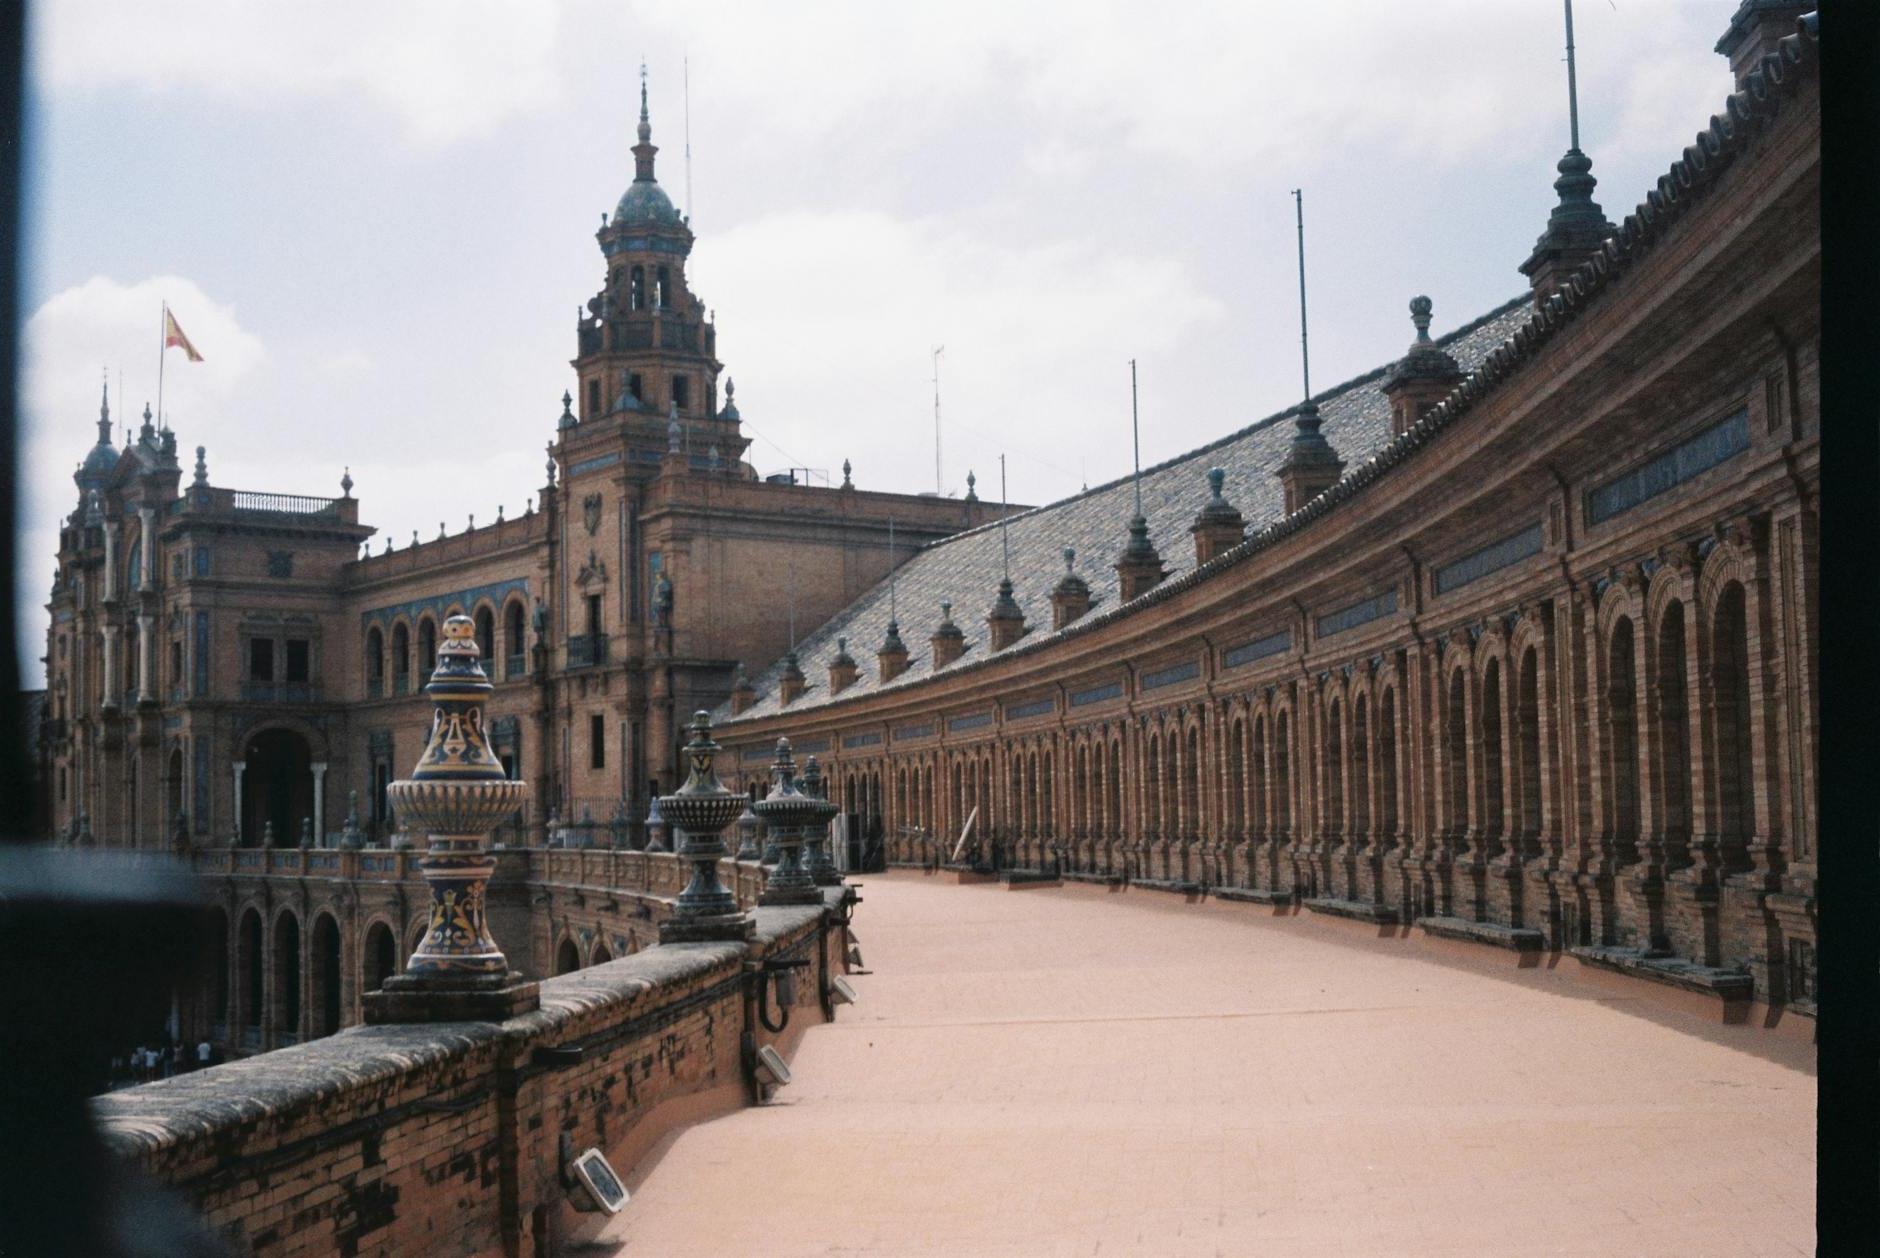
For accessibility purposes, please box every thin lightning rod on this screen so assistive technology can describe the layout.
[888,517,898,623]
[999,454,1010,578]
[931,345,945,494]
[1292,189,1310,405]
[684,53,694,221]
[1129,359,1142,517]
[1563,0,1581,151]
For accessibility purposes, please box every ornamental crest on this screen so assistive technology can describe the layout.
[582,493,603,536]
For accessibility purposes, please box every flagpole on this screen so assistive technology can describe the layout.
[157,300,166,431]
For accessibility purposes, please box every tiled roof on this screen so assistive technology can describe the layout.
[723,296,1530,722]
[722,13,1819,728]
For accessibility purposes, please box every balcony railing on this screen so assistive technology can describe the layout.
[567,633,609,669]
[229,490,344,516]
[504,653,527,681]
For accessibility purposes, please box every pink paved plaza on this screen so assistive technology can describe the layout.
[591,873,1815,1257]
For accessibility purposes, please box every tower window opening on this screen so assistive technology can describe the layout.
[630,266,645,310]
[590,714,606,770]
[629,373,643,402]
[587,379,600,416]
[656,266,670,308]
[671,375,689,412]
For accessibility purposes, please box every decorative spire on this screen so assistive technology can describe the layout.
[192,446,208,487]
[97,374,112,446]
[986,576,1025,650]
[545,444,558,486]
[719,377,739,421]
[841,458,853,489]
[964,469,977,502]
[139,401,154,443]
[1520,0,1615,304]
[1190,467,1246,565]
[1382,296,1464,434]
[632,61,659,183]
[931,598,967,668]
[1051,547,1092,630]
[558,389,576,431]
[340,466,354,498]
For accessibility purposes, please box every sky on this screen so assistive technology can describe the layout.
[15,0,1740,686]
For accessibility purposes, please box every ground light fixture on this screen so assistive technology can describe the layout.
[563,1142,630,1215]
[755,1044,792,1091]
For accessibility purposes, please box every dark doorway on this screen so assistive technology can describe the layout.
[245,729,313,846]
[311,914,342,1038]
[364,922,398,993]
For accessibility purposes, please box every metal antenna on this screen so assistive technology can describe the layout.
[888,516,898,623]
[1291,189,1311,405]
[999,454,1010,578]
[1563,0,1582,151]
[1129,359,1143,517]
[684,52,694,219]
[931,345,945,494]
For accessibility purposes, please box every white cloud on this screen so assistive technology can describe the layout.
[693,209,1224,495]
[625,0,1722,176]
[32,0,563,144]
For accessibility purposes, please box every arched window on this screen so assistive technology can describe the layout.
[655,265,671,308]
[1145,737,1161,834]
[1606,618,1640,855]
[1325,700,1345,836]
[1274,711,1293,835]
[273,912,301,1043]
[366,626,384,696]
[310,914,342,1038]
[239,909,264,1036]
[1250,715,1268,837]
[474,606,495,663]
[1515,653,1542,852]
[1378,689,1399,840]
[1351,696,1371,842]
[505,600,527,677]
[1446,672,1470,845]
[1227,721,1245,838]
[418,618,438,677]
[555,937,581,976]
[630,265,645,310]
[1481,659,1505,852]
[391,622,410,693]
[1656,601,1692,847]
[363,922,397,993]
[1711,583,1755,851]
[1183,726,1201,838]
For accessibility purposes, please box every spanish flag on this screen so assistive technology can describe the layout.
[163,305,203,362]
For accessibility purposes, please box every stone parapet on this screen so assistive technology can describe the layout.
[95,899,847,1257]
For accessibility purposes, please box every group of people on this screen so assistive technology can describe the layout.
[109,1038,219,1087]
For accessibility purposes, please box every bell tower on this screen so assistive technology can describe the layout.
[570,66,747,467]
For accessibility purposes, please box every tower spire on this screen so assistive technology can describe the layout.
[97,370,112,446]
[633,61,658,182]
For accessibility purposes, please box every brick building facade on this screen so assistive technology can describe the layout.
[714,15,1821,1013]
[39,80,1005,860]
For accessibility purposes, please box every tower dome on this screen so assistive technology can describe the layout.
[613,67,681,228]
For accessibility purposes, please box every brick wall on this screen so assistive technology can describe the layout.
[95,901,848,1257]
